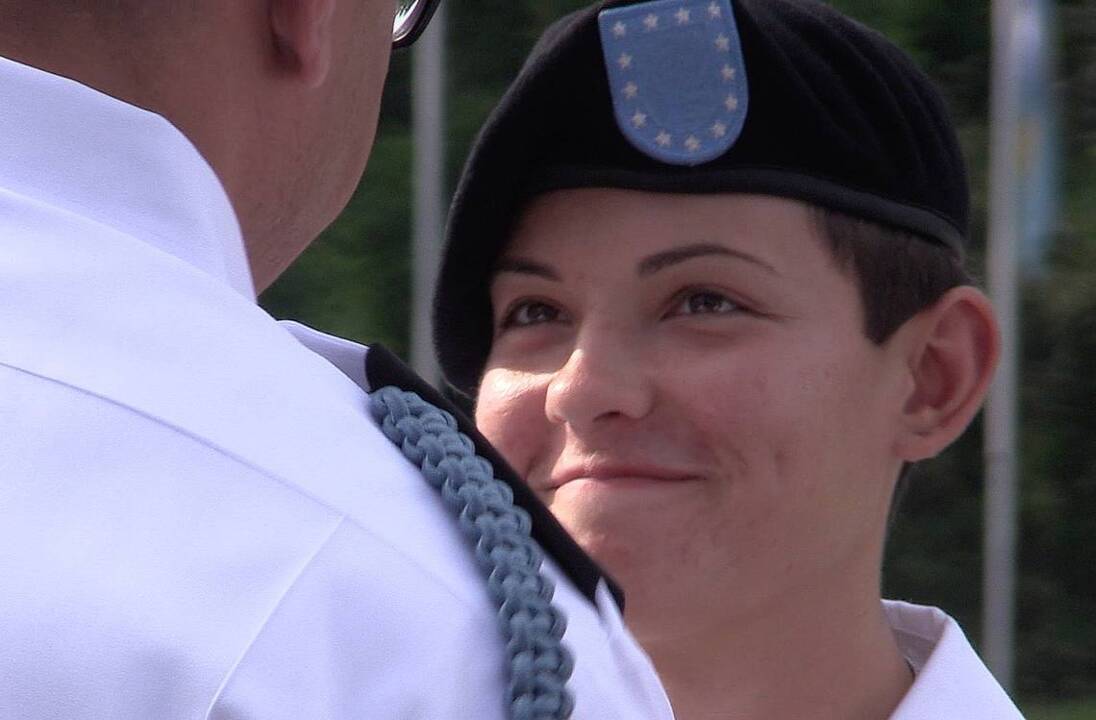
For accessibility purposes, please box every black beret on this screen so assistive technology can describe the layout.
[435,0,970,397]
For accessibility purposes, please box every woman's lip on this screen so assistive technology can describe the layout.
[547,467,695,490]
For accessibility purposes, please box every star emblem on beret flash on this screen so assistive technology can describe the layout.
[597,0,747,165]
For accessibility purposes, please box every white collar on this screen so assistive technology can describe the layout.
[0,54,254,299]
[0,55,555,610]
[0,52,391,505]
[885,601,1023,719]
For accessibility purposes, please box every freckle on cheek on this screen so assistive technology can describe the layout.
[773,447,791,477]
[750,373,768,396]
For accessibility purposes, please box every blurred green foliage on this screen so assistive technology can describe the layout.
[261,0,1096,703]
[1026,697,1096,720]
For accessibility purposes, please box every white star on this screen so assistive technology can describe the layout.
[623,82,639,99]
[715,34,731,51]
[618,52,633,70]
[612,21,627,38]
[685,135,701,152]
[632,110,648,128]
[656,131,672,147]
[721,64,736,81]
[675,7,691,24]
[711,121,727,138]
[708,1,722,19]
[643,13,659,30]
[724,94,739,111]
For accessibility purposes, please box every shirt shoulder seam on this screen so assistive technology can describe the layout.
[3,359,365,524]
[202,517,346,719]
[202,517,481,718]
[2,360,485,608]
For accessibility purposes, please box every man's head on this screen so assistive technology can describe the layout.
[432,0,999,627]
[0,0,401,291]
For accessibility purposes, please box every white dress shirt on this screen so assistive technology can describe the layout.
[0,54,673,720]
[887,601,1024,719]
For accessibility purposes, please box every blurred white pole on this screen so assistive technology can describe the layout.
[984,0,1022,693]
[410,3,447,383]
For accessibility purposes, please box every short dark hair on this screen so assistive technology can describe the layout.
[818,208,973,345]
[817,208,974,523]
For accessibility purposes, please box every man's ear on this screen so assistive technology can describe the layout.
[269,0,336,88]
[893,286,1001,462]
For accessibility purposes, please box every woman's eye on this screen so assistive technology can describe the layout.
[670,290,741,317]
[501,300,566,328]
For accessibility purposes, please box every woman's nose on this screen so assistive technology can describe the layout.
[544,339,655,432]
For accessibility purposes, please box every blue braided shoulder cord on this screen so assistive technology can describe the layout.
[369,386,575,720]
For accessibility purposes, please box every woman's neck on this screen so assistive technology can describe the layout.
[634,564,913,720]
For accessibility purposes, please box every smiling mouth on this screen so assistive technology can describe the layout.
[566,476,690,491]
[547,465,697,491]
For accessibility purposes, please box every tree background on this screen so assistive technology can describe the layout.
[261,0,1096,706]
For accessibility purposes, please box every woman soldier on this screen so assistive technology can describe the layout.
[433,0,1024,718]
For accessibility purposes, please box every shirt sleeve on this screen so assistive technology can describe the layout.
[206,519,509,720]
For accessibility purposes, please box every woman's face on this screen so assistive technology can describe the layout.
[475,188,908,635]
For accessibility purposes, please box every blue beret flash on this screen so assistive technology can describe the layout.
[598,0,748,166]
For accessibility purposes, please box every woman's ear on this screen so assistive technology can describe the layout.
[893,286,1001,462]
[268,0,337,88]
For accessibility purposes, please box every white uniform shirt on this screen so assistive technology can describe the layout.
[886,601,1024,719]
[0,55,673,720]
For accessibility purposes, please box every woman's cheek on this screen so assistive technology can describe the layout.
[475,368,549,472]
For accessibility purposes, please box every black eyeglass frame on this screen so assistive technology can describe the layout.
[393,0,443,49]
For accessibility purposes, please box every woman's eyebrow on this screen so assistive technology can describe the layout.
[492,257,561,281]
[637,243,780,277]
